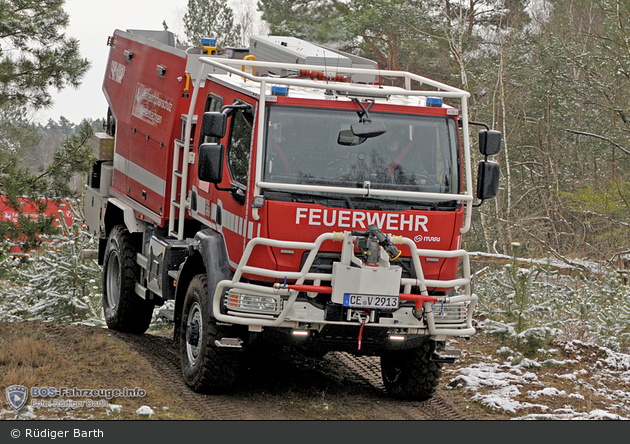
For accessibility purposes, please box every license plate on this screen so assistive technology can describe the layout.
[343,294,399,309]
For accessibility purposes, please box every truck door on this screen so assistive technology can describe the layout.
[216,99,255,268]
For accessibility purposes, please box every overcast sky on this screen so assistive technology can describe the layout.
[39,0,261,125]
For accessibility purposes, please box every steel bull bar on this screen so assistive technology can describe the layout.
[211,231,476,337]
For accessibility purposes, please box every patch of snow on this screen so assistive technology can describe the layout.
[136,405,154,418]
[472,386,548,414]
[107,404,122,414]
[5,406,38,420]
[543,358,577,366]
[557,373,577,381]
[517,410,628,420]
[450,362,538,391]
[518,358,541,368]
[496,346,515,355]
[528,387,567,398]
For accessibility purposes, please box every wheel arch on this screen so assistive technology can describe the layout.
[100,199,146,265]
[104,198,145,238]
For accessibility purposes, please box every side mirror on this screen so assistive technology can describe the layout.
[476,160,501,200]
[201,112,227,139]
[351,120,387,138]
[479,130,502,156]
[198,143,224,183]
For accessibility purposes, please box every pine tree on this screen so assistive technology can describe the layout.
[0,201,104,325]
[0,121,96,251]
[0,0,92,252]
[180,0,243,47]
[0,0,91,110]
[258,0,347,44]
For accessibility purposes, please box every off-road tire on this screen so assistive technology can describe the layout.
[102,225,153,334]
[180,274,240,393]
[380,340,444,401]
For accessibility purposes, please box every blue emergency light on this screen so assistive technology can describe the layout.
[426,97,443,107]
[271,85,289,96]
[201,37,216,46]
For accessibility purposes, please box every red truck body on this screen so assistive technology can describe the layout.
[85,29,501,400]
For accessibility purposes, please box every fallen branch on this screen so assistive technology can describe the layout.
[566,129,630,157]
[469,251,577,275]
[582,210,630,228]
[497,219,597,277]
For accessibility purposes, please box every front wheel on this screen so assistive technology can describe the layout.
[380,340,444,401]
[180,274,241,393]
[102,225,153,334]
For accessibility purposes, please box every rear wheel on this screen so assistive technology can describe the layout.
[180,274,240,393]
[102,225,153,334]
[381,340,444,401]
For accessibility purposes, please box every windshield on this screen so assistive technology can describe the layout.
[263,105,460,200]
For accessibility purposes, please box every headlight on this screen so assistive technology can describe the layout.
[225,292,282,314]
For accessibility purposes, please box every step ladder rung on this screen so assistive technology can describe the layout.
[170,118,196,240]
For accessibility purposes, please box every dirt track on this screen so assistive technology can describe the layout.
[6,321,626,420]
[113,329,468,420]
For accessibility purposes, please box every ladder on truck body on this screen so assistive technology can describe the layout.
[168,114,196,239]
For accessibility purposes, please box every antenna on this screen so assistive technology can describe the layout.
[322,45,342,84]
[335,45,341,80]
[323,48,328,84]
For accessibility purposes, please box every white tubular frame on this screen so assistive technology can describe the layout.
[211,231,476,337]
[183,57,475,234]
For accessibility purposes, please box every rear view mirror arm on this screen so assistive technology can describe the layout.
[352,97,375,122]
[460,120,490,131]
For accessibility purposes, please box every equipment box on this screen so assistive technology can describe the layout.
[85,187,108,237]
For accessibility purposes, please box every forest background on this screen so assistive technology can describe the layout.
[254,0,630,267]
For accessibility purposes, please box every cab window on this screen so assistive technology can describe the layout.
[227,102,254,187]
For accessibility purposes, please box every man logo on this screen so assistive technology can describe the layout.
[5,385,28,411]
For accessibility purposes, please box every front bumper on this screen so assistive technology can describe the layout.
[211,231,477,340]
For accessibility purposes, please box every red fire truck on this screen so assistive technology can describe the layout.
[85,29,501,400]
[1,197,75,255]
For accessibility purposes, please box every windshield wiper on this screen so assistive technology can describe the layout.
[263,190,457,211]
[263,190,354,208]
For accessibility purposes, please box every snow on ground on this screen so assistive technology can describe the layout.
[445,340,630,420]
[135,405,155,418]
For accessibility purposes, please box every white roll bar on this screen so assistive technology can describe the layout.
[184,56,475,234]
